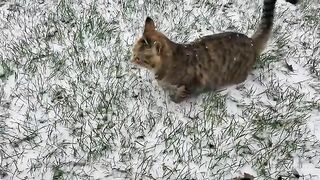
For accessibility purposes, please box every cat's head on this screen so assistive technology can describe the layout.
[132,17,167,71]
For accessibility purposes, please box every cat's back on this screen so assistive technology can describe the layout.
[196,32,253,47]
[189,32,257,88]
[202,32,249,39]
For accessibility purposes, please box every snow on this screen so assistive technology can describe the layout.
[0,0,319,179]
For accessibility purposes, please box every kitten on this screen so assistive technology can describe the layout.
[132,0,298,103]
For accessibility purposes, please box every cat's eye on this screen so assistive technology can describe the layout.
[140,38,149,46]
[143,60,149,64]
[143,38,149,45]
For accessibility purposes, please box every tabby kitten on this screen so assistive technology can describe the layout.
[132,0,298,103]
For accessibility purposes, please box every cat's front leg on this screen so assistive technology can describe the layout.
[170,85,190,103]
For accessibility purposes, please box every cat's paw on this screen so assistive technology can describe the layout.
[170,85,190,103]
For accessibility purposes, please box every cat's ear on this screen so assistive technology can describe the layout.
[144,17,156,32]
[153,41,162,54]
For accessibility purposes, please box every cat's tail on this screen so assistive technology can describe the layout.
[252,0,298,55]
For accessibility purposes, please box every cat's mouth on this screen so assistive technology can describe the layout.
[132,57,153,69]
[132,57,149,67]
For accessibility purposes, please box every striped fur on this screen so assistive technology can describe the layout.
[252,0,299,54]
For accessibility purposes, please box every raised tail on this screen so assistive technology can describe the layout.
[252,0,299,55]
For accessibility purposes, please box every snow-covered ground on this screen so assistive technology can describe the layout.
[0,0,319,179]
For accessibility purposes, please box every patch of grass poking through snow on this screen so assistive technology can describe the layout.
[241,81,319,176]
[202,92,227,125]
[0,61,13,81]
[255,53,279,70]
